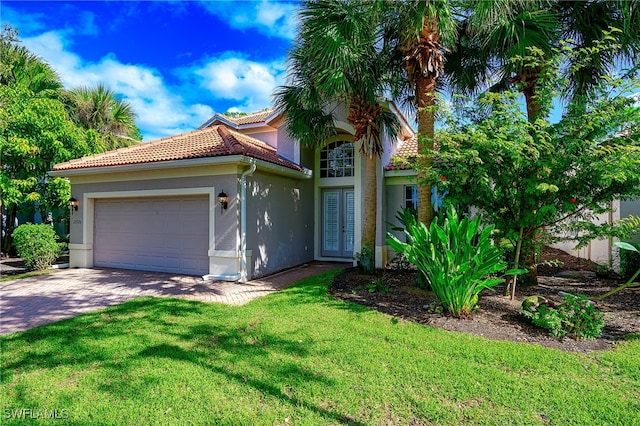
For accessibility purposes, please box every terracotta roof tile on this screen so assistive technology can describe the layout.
[223,109,275,125]
[385,136,418,171]
[52,125,303,172]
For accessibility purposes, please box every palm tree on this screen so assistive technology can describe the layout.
[443,0,640,287]
[448,0,640,118]
[274,0,401,270]
[553,0,640,104]
[0,25,62,96]
[383,1,458,225]
[66,83,141,150]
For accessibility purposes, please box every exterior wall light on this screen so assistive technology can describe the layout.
[69,197,79,212]
[217,190,229,213]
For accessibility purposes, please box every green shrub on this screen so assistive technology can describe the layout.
[12,224,63,271]
[355,245,374,274]
[387,207,506,317]
[520,293,604,339]
[620,247,640,280]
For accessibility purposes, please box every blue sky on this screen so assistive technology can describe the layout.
[2,1,299,141]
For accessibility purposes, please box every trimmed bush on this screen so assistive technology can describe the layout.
[12,224,63,271]
[387,207,506,317]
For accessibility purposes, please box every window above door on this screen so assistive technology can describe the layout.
[320,141,354,178]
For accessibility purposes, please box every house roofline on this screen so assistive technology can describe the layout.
[384,169,417,178]
[49,155,312,180]
[199,114,239,130]
[385,100,415,137]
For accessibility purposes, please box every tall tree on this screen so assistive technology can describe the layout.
[274,0,401,271]
[0,27,94,253]
[66,83,141,150]
[446,0,640,119]
[383,0,458,225]
[443,0,640,286]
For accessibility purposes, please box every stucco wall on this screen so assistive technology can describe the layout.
[244,130,277,149]
[245,170,314,278]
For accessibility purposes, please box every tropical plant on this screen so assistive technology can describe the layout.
[443,0,640,284]
[387,207,506,317]
[12,224,63,270]
[66,83,141,150]
[0,26,95,253]
[274,0,401,272]
[382,1,457,226]
[429,61,640,298]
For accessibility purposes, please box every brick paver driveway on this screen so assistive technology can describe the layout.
[0,263,342,335]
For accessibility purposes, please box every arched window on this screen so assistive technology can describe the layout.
[320,141,354,178]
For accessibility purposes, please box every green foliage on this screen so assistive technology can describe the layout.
[520,294,604,340]
[592,241,640,301]
[428,43,640,278]
[0,27,139,252]
[619,242,640,280]
[65,83,141,150]
[367,277,388,294]
[355,245,375,275]
[387,207,506,317]
[11,224,63,271]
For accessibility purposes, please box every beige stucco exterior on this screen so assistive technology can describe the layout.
[52,104,416,279]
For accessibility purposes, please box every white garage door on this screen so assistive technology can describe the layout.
[94,196,209,276]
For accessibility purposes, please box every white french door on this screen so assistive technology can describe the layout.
[321,188,354,258]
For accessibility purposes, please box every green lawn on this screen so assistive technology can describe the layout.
[1,270,639,425]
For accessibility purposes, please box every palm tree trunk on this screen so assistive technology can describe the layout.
[362,153,377,253]
[416,75,436,225]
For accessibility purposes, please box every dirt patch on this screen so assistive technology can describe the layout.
[329,247,639,352]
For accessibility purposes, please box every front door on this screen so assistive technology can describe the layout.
[321,188,354,258]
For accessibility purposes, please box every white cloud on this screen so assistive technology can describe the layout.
[194,54,286,112]
[21,31,213,141]
[1,6,47,34]
[198,0,299,40]
[79,11,99,36]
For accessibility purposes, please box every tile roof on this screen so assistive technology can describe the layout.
[222,109,275,125]
[385,136,418,171]
[52,125,304,172]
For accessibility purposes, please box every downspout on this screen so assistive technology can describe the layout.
[240,160,257,282]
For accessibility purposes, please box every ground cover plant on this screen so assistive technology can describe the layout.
[2,270,639,425]
[520,293,605,340]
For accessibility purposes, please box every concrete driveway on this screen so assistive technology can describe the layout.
[0,263,342,335]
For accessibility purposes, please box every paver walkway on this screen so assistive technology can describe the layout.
[0,262,344,335]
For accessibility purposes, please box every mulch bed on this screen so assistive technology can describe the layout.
[329,247,640,352]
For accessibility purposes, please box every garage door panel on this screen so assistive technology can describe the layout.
[94,196,209,275]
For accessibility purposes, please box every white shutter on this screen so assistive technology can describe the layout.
[344,190,355,253]
[323,191,339,252]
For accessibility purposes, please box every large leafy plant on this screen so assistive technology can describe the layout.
[387,207,506,317]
